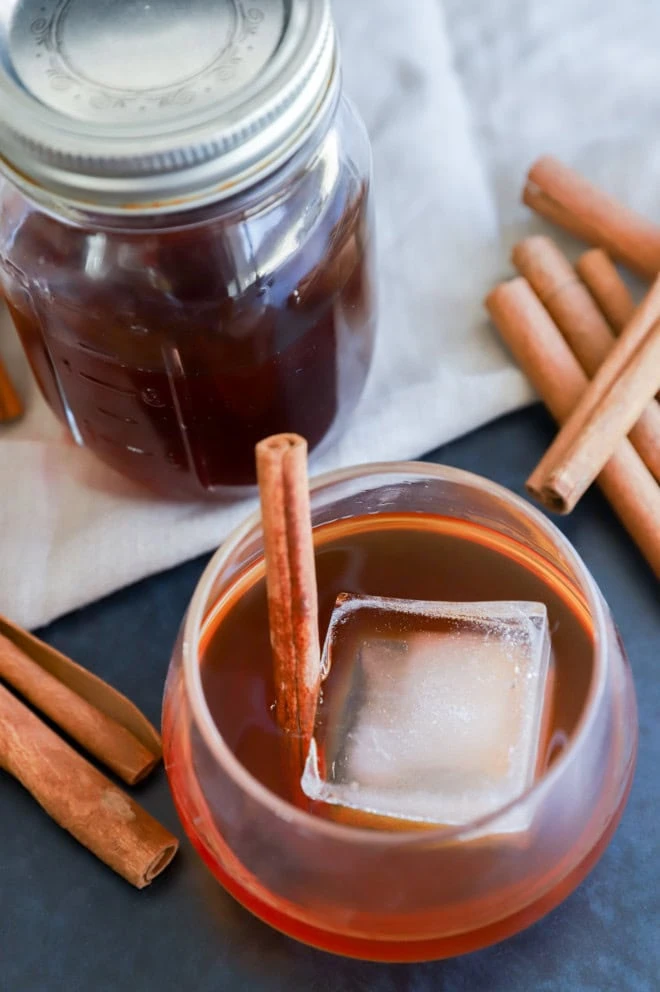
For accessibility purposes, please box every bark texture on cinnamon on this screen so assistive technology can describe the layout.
[526,272,660,512]
[512,236,660,484]
[576,249,636,333]
[256,434,321,785]
[0,682,178,888]
[0,633,158,785]
[486,278,660,578]
[523,156,660,278]
[0,358,22,423]
[0,616,161,784]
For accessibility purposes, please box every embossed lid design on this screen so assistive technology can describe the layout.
[0,0,338,212]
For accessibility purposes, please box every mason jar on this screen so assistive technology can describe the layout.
[0,0,376,498]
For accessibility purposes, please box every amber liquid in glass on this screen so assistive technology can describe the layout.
[200,513,595,820]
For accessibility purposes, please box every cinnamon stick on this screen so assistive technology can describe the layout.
[512,236,660,484]
[255,434,321,790]
[576,249,635,333]
[0,682,178,888]
[527,272,660,512]
[0,616,162,785]
[577,249,660,405]
[0,357,22,422]
[485,278,660,578]
[0,633,159,785]
[523,156,660,279]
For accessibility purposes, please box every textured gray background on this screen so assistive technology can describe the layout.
[1,407,658,991]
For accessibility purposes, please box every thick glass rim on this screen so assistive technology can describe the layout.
[181,460,609,848]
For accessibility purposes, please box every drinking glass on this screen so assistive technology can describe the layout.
[163,462,637,961]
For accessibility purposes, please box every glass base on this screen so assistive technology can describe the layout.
[173,756,635,962]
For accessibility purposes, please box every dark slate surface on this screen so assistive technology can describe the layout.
[1,406,658,992]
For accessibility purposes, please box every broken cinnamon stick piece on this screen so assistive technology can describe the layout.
[0,616,162,785]
[512,236,660,484]
[523,156,660,279]
[255,434,321,793]
[0,358,22,422]
[576,249,635,333]
[0,682,178,888]
[485,278,660,578]
[527,272,660,512]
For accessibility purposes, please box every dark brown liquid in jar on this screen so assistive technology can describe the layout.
[0,140,375,497]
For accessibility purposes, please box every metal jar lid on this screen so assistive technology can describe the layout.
[0,0,338,213]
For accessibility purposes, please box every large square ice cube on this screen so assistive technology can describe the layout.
[302,594,552,827]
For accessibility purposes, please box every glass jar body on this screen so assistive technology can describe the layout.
[162,463,637,961]
[0,97,376,498]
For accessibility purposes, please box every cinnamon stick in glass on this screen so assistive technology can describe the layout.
[0,616,162,785]
[576,249,635,333]
[255,434,321,788]
[512,236,660,484]
[523,156,660,279]
[526,272,660,513]
[0,357,22,422]
[485,278,660,578]
[0,682,178,888]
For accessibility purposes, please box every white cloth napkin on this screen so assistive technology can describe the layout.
[12,0,654,630]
